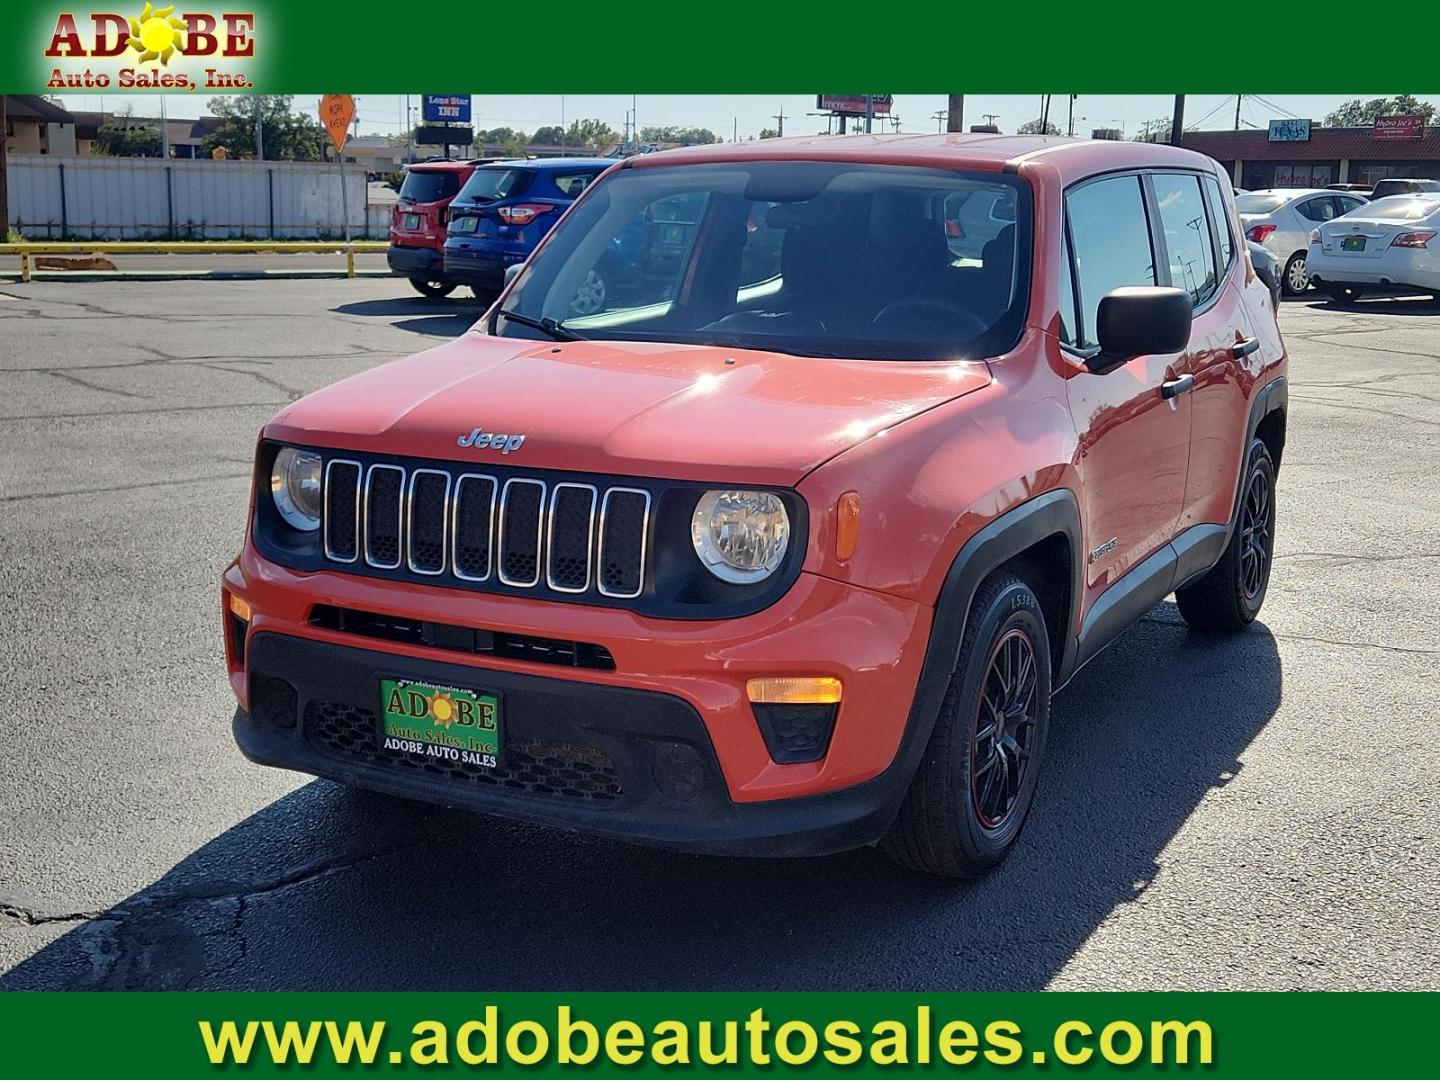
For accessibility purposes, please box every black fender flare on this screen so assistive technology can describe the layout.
[872,488,1083,821]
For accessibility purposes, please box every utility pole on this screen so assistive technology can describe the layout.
[864,94,874,134]
[946,94,964,133]
[1068,94,1077,137]
[982,113,1000,127]
[160,94,170,159]
[1041,94,1051,132]
[773,106,785,137]
[732,116,737,142]
[932,110,947,132]
[0,95,9,240]
[1170,93,1186,146]
[1234,94,1243,131]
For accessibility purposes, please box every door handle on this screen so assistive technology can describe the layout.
[1233,337,1260,359]
[1161,373,1195,400]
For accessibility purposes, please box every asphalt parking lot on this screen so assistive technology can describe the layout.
[0,278,1436,991]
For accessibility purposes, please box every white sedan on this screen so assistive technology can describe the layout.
[1235,188,1370,296]
[1307,195,1440,303]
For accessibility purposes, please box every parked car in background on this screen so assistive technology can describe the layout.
[1325,183,1372,194]
[387,159,487,298]
[1368,178,1440,200]
[443,159,612,300]
[1236,188,1369,296]
[1248,240,1283,307]
[1307,194,1440,303]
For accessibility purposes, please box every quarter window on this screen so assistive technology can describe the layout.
[1152,173,1218,307]
[1295,197,1339,223]
[1065,175,1156,349]
[1202,176,1234,269]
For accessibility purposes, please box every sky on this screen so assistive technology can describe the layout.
[46,93,1436,141]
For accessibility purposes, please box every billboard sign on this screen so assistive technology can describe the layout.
[1373,115,1424,140]
[423,95,471,123]
[816,94,893,117]
[416,125,473,146]
[1267,118,1311,143]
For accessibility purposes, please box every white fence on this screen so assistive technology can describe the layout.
[4,155,386,240]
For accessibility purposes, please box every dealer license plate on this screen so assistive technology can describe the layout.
[379,678,501,769]
[403,213,421,230]
[451,216,479,233]
[1341,236,1366,252]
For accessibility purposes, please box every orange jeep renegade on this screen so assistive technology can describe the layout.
[224,135,1287,877]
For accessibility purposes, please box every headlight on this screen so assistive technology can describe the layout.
[690,490,791,584]
[270,447,322,531]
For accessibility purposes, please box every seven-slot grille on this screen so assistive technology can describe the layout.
[322,459,650,600]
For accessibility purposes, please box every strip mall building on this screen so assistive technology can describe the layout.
[1182,123,1440,190]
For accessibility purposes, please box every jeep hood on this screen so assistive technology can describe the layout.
[264,331,993,485]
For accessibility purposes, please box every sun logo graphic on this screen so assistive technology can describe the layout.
[125,3,187,64]
[429,692,457,727]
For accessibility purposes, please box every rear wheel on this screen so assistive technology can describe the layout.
[1325,283,1366,305]
[1176,440,1276,631]
[1282,252,1310,296]
[882,574,1051,878]
[409,277,456,298]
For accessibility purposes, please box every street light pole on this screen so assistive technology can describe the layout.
[946,94,964,133]
[1171,93,1186,146]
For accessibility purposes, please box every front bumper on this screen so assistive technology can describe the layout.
[236,633,910,856]
[222,549,934,855]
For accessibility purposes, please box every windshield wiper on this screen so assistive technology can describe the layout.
[497,309,585,342]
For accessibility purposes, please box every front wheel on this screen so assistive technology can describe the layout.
[883,574,1052,878]
[1282,252,1310,296]
[1176,440,1276,631]
[409,277,456,299]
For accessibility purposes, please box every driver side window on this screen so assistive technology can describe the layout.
[1065,176,1157,350]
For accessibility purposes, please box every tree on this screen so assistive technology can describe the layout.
[640,125,719,145]
[530,125,564,145]
[1323,95,1436,128]
[202,95,326,161]
[475,127,529,156]
[93,111,163,157]
[1017,118,1060,136]
[757,127,780,140]
[564,118,617,148]
[1132,117,1172,143]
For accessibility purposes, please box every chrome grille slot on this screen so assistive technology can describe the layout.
[498,478,546,587]
[406,469,450,575]
[452,474,497,581]
[319,455,652,604]
[598,488,650,598]
[363,464,405,569]
[322,459,361,563]
[546,484,597,593]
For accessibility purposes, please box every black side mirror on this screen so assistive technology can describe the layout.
[1087,286,1192,374]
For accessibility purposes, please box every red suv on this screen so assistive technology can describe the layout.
[226,135,1287,877]
[387,159,482,298]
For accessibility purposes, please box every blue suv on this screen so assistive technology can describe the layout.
[443,158,612,298]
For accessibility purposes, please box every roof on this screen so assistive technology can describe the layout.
[1181,126,1440,162]
[490,156,612,170]
[3,95,75,124]
[627,132,1223,183]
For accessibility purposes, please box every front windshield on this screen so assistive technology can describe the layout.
[1235,192,1288,215]
[493,161,1032,361]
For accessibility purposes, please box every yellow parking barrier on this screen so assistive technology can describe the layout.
[0,241,388,283]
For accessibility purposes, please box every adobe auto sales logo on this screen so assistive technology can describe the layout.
[43,3,258,91]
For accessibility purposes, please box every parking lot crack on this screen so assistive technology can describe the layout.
[0,901,116,927]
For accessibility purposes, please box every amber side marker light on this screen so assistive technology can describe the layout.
[228,593,252,623]
[746,677,843,704]
[835,491,862,561]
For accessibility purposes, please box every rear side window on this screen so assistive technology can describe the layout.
[458,168,532,203]
[398,170,460,203]
[1152,173,1218,307]
[1202,176,1234,269]
[1295,197,1340,223]
[550,171,602,197]
[1065,175,1156,350]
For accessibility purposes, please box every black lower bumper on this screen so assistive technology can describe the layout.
[387,245,445,278]
[442,254,506,291]
[235,633,903,857]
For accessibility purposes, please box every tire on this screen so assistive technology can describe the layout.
[1281,252,1310,296]
[409,277,456,299]
[1325,283,1366,305]
[471,284,500,303]
[882,574,1052,878]
[1176,440,1276,631]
